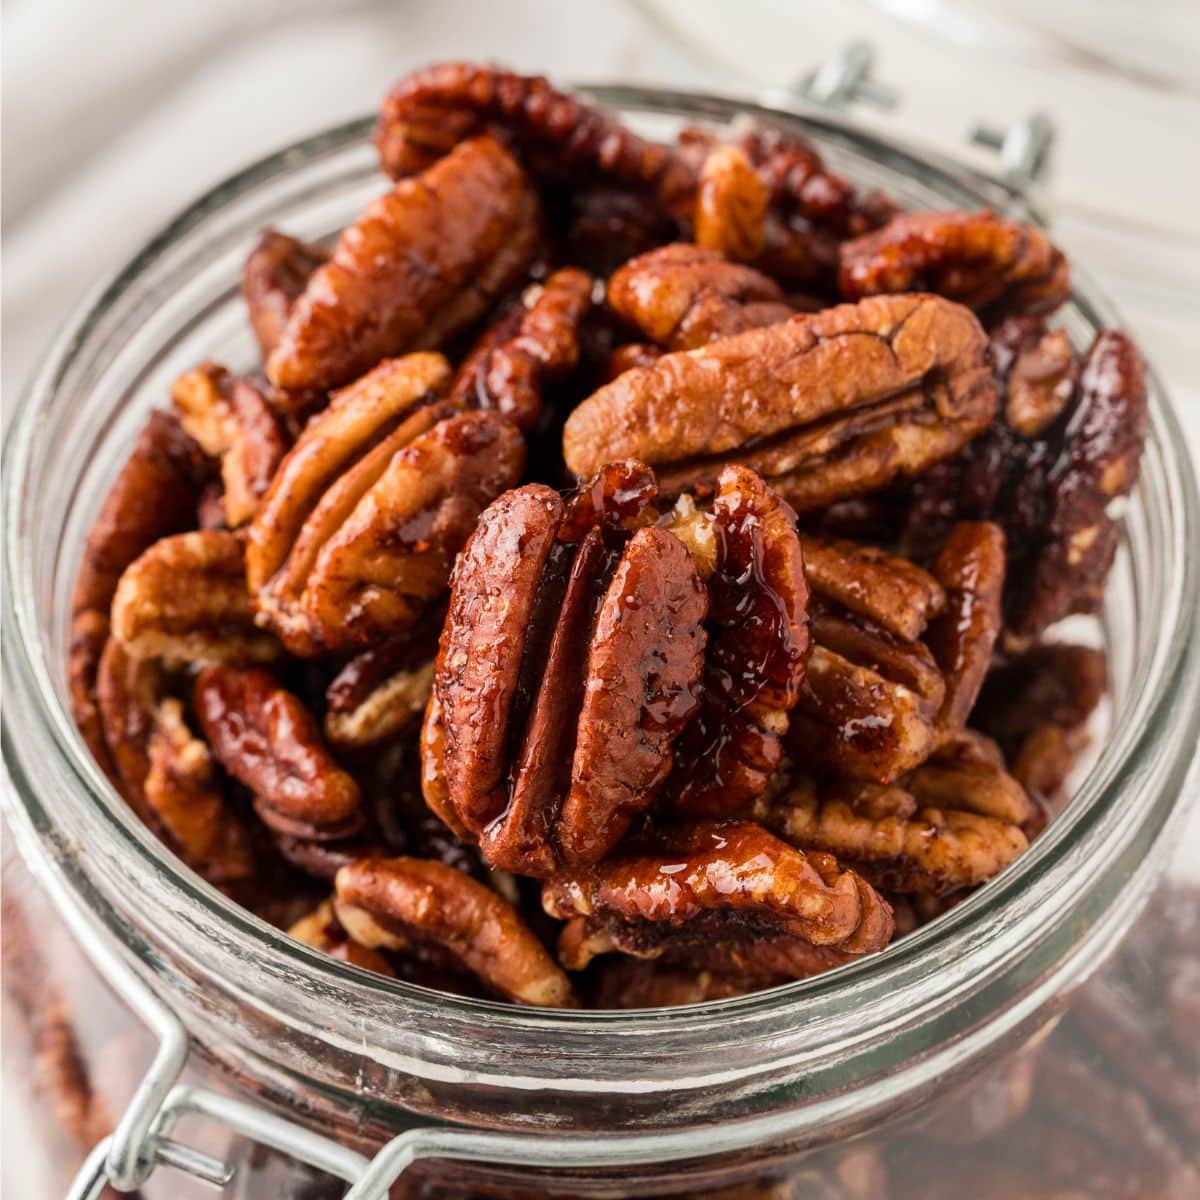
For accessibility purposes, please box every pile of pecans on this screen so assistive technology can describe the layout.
[69,63,1147,1009]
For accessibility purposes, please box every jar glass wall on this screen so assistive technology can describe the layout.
[3,89,1199,1196]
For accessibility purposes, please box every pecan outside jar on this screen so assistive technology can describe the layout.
[3,87,1200,1200]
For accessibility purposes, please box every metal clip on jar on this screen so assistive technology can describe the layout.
[3,69,1199,1200]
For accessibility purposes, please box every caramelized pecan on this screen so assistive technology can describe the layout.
[544,820,893,977]
[588,958,785,1009]
[448,266,593,432]
[429,467,707,874]
[97,639,256,882]
[248,353,523,655]
[194,664,363,841]
[171,364,289,526]
[666,467,810,815]
[111,530,279,664]
[268,137,539,391]
[694,144,770,262]
[288,898,395,976]
[564,293,996,513]
[334,856,575,1006]
[607,244,792,351]
[242,229,328,363]
[839,210,1070,319]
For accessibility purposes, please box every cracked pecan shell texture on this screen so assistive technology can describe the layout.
[268,136,539,392]
[334,856,575,1006]
[543,820,894,976]
[839,210,1070,319]
[607,244,793,351]
[667,466,810,816]
[194,664,363,841]
[564,293,997,513]
[428,467,707,874]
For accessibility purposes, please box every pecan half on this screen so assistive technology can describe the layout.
[111,530,279,664]
[248,353,523,655]
[544,820,893,978]
[268,137,539,392]
[242,229,328,363]
[564,293,997,514]
[588,958,785,1009]
[694,144,770,262]
[429,467,707,874]
[903,324,1148,638]
[171,364,289,526]
[194,664,364,841]
[334,856,575,1006]
[607,244,793,351]
[839,210,1070,319]
[70,411,211,772]
[97,639,256,882]
[448,266,593,432]
[788,535,947,782]
[666,467,810,816]
[288,898,395,976]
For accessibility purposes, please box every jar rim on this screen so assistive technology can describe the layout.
[4,86,1200,1129]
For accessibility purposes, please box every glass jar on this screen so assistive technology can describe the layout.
[3,87,1199,1199]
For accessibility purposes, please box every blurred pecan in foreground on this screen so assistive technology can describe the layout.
[242,229,328,363]
[195,664,363,841]
[545,821,893,978]
[426,464,707,874]
[664,466,810,816]
[607,244,793,351]
[171,364,290,527]
[756,734,1031,895]
[904,323,1147,638]
[449,266,593,432]
[111,529,279,665]
[839,210,1070,319]
[334,857,575,1006]
[97,640,256,882]
[268,136,539,391]
[564,293,996,514]
[248,353,523,655]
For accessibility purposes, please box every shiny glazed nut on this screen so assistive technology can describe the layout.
[194,664,364,841]
[111,530,280,665]
[448,266,593,432]
[242,229,328,363]
[607,244,793,351]
[171,364,290,526]
[838,210,1070,318]
[694,144,770,262]
[587,958,786,1009]
[544,820,894,977]
[288,898,395,976]
[666,467,810,816]
[564,293,997,513]
[334,856,576,1006]
[268,136,540,391]
[429,467,707,874]
[248,353,524,655]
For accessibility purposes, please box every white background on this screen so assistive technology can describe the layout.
[3,1,1198,1193]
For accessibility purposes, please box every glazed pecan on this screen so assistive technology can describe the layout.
[561,185,675,275]
[334,856,575,1006]
[111,530,279,664]
[171,364,289,526]
[544,820,893,978]
[248,353,524,655]
[839,210,1070,319]
[70,411,211,772]
[564,293,997,514]
[194,664,364,841]
[288,898,395,976]
[607,244,793,351]
[588,958,785,1009]
[788,535,947,782]
[427,466,707,874]
[665,466,810,816]
[448,266,593,432]
[694,144,770,262]
[242,229,328,363]
[268,137,539,391]
[903,324,1147,638]
[96,639,256,882]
